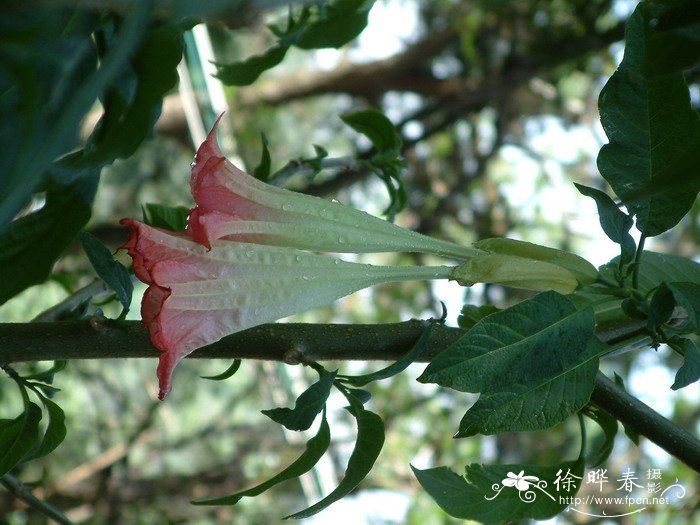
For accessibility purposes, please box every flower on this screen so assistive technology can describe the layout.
[120,218,452,399]
[186,114,482,260]
[502,470,540,492]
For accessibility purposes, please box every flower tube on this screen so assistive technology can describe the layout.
[187,115,483,260]
[120,219,453,399]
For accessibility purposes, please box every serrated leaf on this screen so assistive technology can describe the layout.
[338,323,434,387]
[201,360,241,381]
[671,338,700,390]
[599,251,700,295]
[341,109,401,152]
[262,371,336,431]
[253,132,271,181]
[574,183,635,264]
[597,3,700,237]
[412,458,585,524]
[80,230,133,315]
[581,405,617,468]
[22,397,66,462]
[0,176,98,305]
[296,0,374,50]
[142,203,189,233]
[457,304,500,330]
[215,45,289,86]
[0,402,42,477]
[193,414,331,505]
[286,390,385,519]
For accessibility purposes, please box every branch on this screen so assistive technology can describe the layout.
[0,475,75,525]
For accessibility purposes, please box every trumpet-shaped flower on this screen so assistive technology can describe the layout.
[187,115,482,260]
[120,218,452,399]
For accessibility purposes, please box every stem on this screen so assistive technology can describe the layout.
[631,236,646,290]
[0,475,75,525]
[376,265,455,283]
[591,372,700,472]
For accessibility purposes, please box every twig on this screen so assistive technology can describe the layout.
[0,474,75,525]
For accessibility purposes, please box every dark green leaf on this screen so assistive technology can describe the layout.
[253,133,272,181]
[0,402,42,477]
[215,45,289,86]
[581,405,617,468]
[341,109,401,152]
[599,251,700,295]
[647,283,675,330]
[22,361,67,383]
[337,323,434,386]
[142,203,190,233]
[193,414,331,505]
[644,0,700,74]
[201,360,242,381]
[346,388,372,404]
[262,371,336,431]
[412,458,585,524]
[286,390,385,519]
[0,176,98,305]
[671,338,700,390]
[597,3,700,236]
[665,282,700,332]
[296,0,374,50]
[420,292,604,435]
[574,183,635,264]
[613,373,639,445]
[23,397,66,462]
[457,304,500,330]
[80,230,133,315]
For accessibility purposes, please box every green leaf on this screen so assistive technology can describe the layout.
[341,109,402,152]
[581,405,617,468]
[337,322,434,387]
[22,397,66,462]
[613,373,639,445]
[286,390,385,519]
[597,3,700,237]
[193,414,331,505]
[296,0,374,50]
[253,132,272,182]
[22,361,67,383]
[457,304,500,330]
[0,402,42,477]
[0,176,98,305]
[201,360,242,381]
[647,282,676,331]
[262,371,337,431]
[412,458,585,524]
[215,45,289,86]
[643,0,700,74]
[420,292,604,435]
[671,338,700,390]
[599,251,700,295]
[142,203,190,233]
[665,282,700,332]
[79,230,133,316]
[574,183,635,264]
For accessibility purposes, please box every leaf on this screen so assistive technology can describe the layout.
[457,304,500,330]
[412,458,585,524]
[262,371,337,431]
[337,322,434,387]
[665,282,700,332]
[215,45,289,86]
[574,183,635,264]
[599,251,700,295]
[193,414,331,505]
[296,0,374,50]
[201,360,242,381]
[341,109,402,152]
[596,3,700,236]
[286,390,385,519]
[420,292,604,435]
[0,176,98,305]
[142,203,190,233]
[643,0,700,74]
[0,402,42,477]
[346,388,372,405]
[581,405,617,468]
[79,230,133,315]
[22,396,66,462]
[671,338,700,390]
[613,373,639,445]
[647,282,676,331]
[253,132,272,182]
[23,361,67,383]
